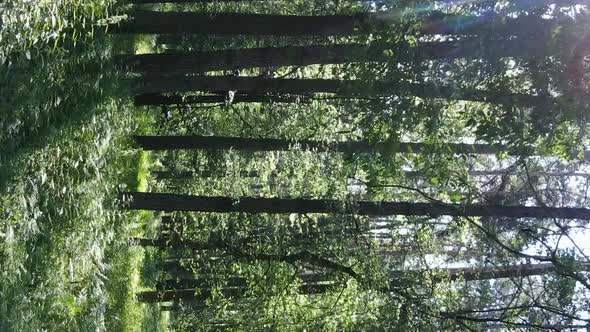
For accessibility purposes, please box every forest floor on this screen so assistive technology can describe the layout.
[0,2,167,329]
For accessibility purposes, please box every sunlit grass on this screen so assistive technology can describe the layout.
[137,151,151,193]
[1,2,165,330]
[0,12,164,331]
[135,35,157,55]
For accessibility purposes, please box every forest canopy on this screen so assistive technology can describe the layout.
[116,0,590,330]
[3,0,590,330]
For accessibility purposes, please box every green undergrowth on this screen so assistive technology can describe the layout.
[0,95,148,330]
[103,149,168,332]
[0,101,164,330]
[0,2,166,330]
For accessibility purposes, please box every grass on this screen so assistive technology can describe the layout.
[104,149,156,332]
[103,149,169,332]
[0,95,166,330]
[0,96,142,330]
[0,1,168,330]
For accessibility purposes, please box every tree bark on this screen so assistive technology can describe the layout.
[155,35,184,46]
[125,0,590,5]
[162,259,195,279]
[133,0,254,3]
[390,263,574,285]
[142,263,573,302]
[153,170,259,179]
[134,75,548,107]
[445,263,560,281]
[134,92,309,106]
[134,135,590,160]
[152,171,195,179]
[153,169,590,181]
[419,11,555,38]
[404,169,590,178]
[137,287,244,303]
[113,10,382,36]
[130,237,215,251]
[112,10,556,38]
[469,170,590,178]
[122,39,543,75]
[156,272,330,290]
[160,304,179,311]
[120,192,590,219]
[121,45,375,74]
[138,282,332,303]
[131,134,537,157]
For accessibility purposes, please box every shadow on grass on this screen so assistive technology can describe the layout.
[0,33,137,193]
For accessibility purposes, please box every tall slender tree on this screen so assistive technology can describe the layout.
[113,11,385,36]
[121,39,544,75]
[113,10,558,38]
[121,192,590,219]
[134,92,309,106]
[135,75,549,107]
[133,134,585,160]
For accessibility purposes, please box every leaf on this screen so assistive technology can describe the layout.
[450,192,462,202]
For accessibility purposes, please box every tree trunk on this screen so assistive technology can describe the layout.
[160,304,180,311]
[113,10,382,36]
[134,92,309,106]
[153,169,590,181]
[404,169,590,178]
[138,282,332,303]
[120,192,590,219]
[152,171,195,179]
[447,263,558,281]
[130,237,215,251]
[112,10,555,38]
[133,135,590,160]
[131,134,540,158]
[128,0,581,5]
[134,0,254,3]
[157,277,248,290]
[153,170,259,179]
[155,35,184,46]
[469,170,590,177]
[162,260,195,279]
[389,263,569,285]
[156,272,330,290]
[121,45,375,74]
[130,237,167,247]
[134,134,590,160]
[134,75,548,107]
[419,11,555,38]
[137,287,244,303]
[143,263,572,302]
[122,39,543,75]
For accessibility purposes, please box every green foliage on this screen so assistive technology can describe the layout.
[0,1,163,330]
[3,0,590,330]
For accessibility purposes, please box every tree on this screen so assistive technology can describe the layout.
[121,192,590,219]
[132,0,255,3]
[113,10,561,38]
[120,39,545,75]
[113,10,384,36]
[133,134,587,160]
[134,92,309,106]
[119,1,590,330]
[135,75,549,107]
